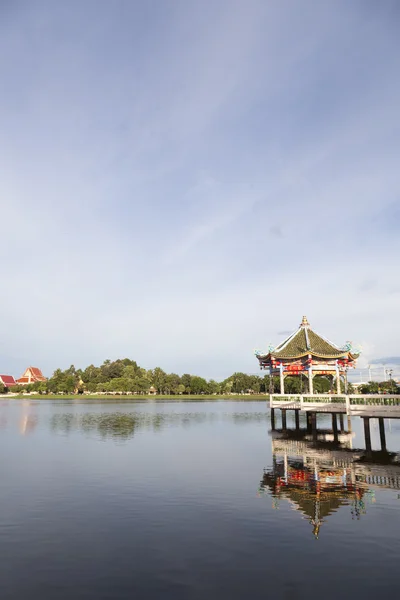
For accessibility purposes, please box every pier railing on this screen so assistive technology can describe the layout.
[270,393,400,414]
[270,394,346,405]
[347,394,400,407]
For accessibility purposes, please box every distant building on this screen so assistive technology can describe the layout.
[16,367,46,385]
[351,382,364,389]
[148,386,157,395]
[0,375,17,390]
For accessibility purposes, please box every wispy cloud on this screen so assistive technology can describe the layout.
[1,1,399,377]
[370,357,400,366]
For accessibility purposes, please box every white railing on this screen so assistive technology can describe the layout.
[302,394,346,404]
[347,394,400,407]
[270,394,302,404]
[270,393,400,413]
[270,394,346,405]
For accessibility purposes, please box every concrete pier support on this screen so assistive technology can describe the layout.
[363,417,372,454]
[307,412,312,433]
[347,416,352,432]
[339,414,344,432]
[311,413,317,442]
[332,413,338,443]
[295,410,300,430]
[281,410,287,430]
[379,417,387,452]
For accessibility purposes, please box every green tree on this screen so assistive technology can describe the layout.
[190,376,209,394]
[250,376,262,394]
[359,382,380,394]
[165,373,181,395]
[379,380,399,394]
[153,368,167,394]
[181,374,192,394]
[221,379,233,394]
[207,379,221,394]
[313,376,331,393]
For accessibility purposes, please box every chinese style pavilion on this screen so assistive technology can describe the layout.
[16,366,46,385]
[256,316,359,394]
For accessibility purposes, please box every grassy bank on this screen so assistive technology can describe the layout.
[8,394,270,401]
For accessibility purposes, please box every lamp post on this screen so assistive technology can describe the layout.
[386,369,394,394]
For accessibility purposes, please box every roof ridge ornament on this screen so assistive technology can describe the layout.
[254,343,275,356]
[343,341,362,355]
[304,327,311,350]
[300,315,310,327]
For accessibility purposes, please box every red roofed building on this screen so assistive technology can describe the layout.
[16,367,46,385]
[0,375,17,390]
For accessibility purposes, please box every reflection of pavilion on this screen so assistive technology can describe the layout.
[260,423,400,538]
[19,402,38,435]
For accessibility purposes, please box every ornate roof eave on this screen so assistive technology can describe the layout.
[257,351,356,361]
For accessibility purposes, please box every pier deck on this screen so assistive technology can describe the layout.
[270,394,400,418]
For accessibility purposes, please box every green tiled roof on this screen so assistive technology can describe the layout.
[271,327,345,359]
[257,316,359,360]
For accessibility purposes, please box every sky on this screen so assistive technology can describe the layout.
[1,0,400,380]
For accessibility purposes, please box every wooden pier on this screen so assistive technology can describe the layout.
[269,393,400,455]
[270,393,400,416]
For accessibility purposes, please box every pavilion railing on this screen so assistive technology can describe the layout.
[302,395,346,404]
[270,393,400,411]
[270,394,346,405]
[269,394,302,404]
[347,395,400,407]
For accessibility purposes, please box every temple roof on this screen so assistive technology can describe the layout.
[259,316,358,360]
[0,375,16,386]
[29,367,46,381]
[17,366,46,384]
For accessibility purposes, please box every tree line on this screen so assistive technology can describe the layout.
[2,358,398,395]
[358,380,399,395]
[5,359,270,395]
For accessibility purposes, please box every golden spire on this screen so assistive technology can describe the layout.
[301,315,310,327]
[312,521,321,539]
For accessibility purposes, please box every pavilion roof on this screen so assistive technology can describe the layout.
[259,316,358,360]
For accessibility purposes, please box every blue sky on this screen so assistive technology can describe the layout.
[1,0,399,379]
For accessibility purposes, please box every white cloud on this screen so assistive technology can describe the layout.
[1,1,399,377]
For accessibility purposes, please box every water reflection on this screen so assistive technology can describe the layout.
[2,400,400,599]
[50,411,221,439]
[19,414,37,435]
[0,399,271,439]
[260,418,400,538]
[51,411,269,439]
[48,409,267,439]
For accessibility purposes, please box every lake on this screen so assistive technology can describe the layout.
[1,398,400,599]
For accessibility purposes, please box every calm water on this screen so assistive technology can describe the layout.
[1,399,400,599]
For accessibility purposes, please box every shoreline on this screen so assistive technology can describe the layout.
[2,393,271,401]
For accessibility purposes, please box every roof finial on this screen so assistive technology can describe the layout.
[301,315,310,327]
